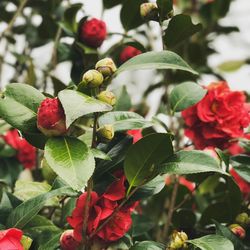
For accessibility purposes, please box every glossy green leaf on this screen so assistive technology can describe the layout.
[120,0,145,31]
[124,133,173,188]
[38,232,61,250]
[91,148,111,161]
[130,241,165,250]
[232,165,250,182]
[58,90,112,128]
[98,111,152,131]
[64,3,83,33]
[163,14,202,48]
[170,82,207,112]
[0,83,45,133]
[114,86,132,111]
[44,137,95,191]
[115,51,198,76]
[131,214,155,237]
[6,186,74,228]
[188,235,234,250]
[160,150,228,175]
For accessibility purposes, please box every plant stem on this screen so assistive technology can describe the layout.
[91,113,99,148]
[162,176,179,240]
[0,0,29,41]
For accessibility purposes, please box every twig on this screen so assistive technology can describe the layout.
[0,0,29,41]
[91,113,99,148]
[162,176,179,240]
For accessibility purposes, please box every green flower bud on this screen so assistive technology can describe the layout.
[168,231,188,249]
[229,224,246,239]
[95,58,117,78]
[97,124,114,141]
[82,69,104,88]
[235,212,250,227]
[97,91,116,106]
[140,3,159,21]
[21,235,33,250]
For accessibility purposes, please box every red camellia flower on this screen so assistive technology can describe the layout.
[127,129,142,144]
[79,18,107,48]
[67,172,136,243]
[60,230,81,250]
[182,82,250,150]
[120,46,142,64]
[37,97,67,137]
[0,228,23,250]
[4,129,36,169]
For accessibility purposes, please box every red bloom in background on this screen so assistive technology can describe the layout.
[67,172,136,242]
[80,18,107,48]
[230,169,250,196]
[120,46,142,64]
[127,129,142,144]
[182,82,250,150]
[0,228,23,250]
[4,129,36,169]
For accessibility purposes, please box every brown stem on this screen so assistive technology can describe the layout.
[162,176,179,240]
[0,0,29,41]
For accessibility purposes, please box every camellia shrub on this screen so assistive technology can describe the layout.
[0,0,249,249]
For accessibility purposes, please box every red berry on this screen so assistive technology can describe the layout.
[79,18,107,48]
[37,98,67,136]
[120,46,142,63]
[60,230,80,250]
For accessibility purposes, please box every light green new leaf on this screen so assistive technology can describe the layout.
[160,150,228,175]
[115,51,198,76]
[44,137,95,191]
[188,235,234,250]
[0,83,45,132]
[98,111,152,131]
[58,90,112,128]
[124,133,173,189]
[170,82,207,112]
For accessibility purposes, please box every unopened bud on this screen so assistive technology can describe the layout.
[95,58,117,78]
[60,230,80,250]
[168,231,188,249]
[140,3,159,21]
[21,235,32,250]
[97,91,116,106]
[82,69,104,88]
[229,224,246,239]
[235,212,250,227]
[97,124,114,141]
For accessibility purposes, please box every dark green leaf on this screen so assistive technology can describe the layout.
[157,0,173,21]
[232,165,250,182]
[130,241,165,250]
[131,214,155,237]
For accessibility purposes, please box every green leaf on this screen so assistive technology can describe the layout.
[131,214,155,237]
[157,0,173,21]
[114,86,132,111]
[58,90,112,128]
[0,83,45,133]
[64,3,83,33]
[103,0,124,9]
[98,111,152,131]
[170,82,207,112]
[91,148,111,161]
[120,0,145,31]
[115,51,198,76]
[38,232,61,250]
[232,165,250,182]
[14,180,58,206]
[44,137,95,191]
[6,186,74,228]
[124,133,173,189]
[160,150,228,175]
[214,220,245,250]
[187,235,234,250]
[130,241,165,250]
[217,60,245,72]
[163,14,202,49]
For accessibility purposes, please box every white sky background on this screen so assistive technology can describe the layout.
[0,0,250,104]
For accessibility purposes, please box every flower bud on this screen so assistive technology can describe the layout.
[60,230,80,250]
[97,91,116,106]
[168,231,188,249]
[37,98,67,137]
[21,235,32,250]
[97,124,114,141]
[235,213,250,227]
[41,158,57,184]
[140,3,159,21]
[229,224,246,239]
[82,69,104,88]
[95,58,117,78]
